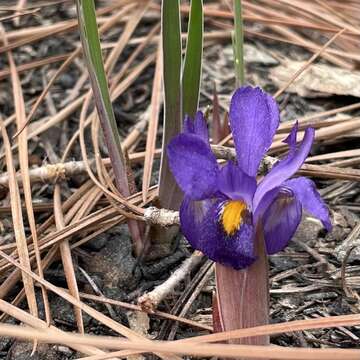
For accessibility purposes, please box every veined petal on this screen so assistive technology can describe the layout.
[180,196,214,249]
[253,125,315,210]
[180,196,256,269]
[218,161,257,208]
[285,177,332,231]
[229,86,279,177]
[253,187,280,223]
[183,111,209,143]
[261,188,302,255]
[168,133,219,200]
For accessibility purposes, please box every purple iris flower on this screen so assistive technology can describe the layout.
[167,86,332,270]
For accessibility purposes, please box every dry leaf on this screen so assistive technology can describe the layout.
[270,60,360,97]
[224,43,278,65]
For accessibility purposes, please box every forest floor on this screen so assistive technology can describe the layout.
[1,1,360,359]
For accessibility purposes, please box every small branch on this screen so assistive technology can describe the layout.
[143,206,180,227]
[0,145,273,188]
[0,152,151,187]
[211,144,236,161]
[138,251,203,312]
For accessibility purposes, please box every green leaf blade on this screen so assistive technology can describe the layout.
[159,0,183,210]
[76,0,127,193]
[233,0,245,86]
[182,0,203,118]
[76,0,144,255]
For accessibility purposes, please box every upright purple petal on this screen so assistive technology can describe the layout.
[283,121,298,155]
[261,189,302,255]
[180,196,256,269]
[168,133,219,200]
[285,177,332,231]
[218,161,257,208]
[253,125,315,210]
[229,86,279,177]
[183,111,209,143]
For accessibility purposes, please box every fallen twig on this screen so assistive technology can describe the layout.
[0,145,261,187]
[143,206,180,227]
[138,251,203,312]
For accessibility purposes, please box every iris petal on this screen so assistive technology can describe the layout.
[261,189,302,255]
[285,177,332,231]
[183,111,209,143]
[229,86,279,177]
[283,120,298,155]
[168,133,219,200]
[253,125,315,210]
[180,196,214,248]
[253,187,280,223]
[218,161,257,207]
[180,196,256,269]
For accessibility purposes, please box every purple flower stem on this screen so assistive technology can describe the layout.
[215,224,269,351]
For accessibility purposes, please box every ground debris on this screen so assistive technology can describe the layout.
[270,60,360,98]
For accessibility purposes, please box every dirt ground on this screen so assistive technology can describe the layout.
[1,1,360,359]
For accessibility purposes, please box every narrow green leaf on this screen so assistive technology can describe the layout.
[182,0,203,118]
[233,0,245,86]
[76,0,128,194]
[158,0,183,210]
[76,0,144,254]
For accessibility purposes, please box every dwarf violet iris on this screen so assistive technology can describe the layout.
[167,86,332,270]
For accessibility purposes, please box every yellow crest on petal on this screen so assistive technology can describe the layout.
[220,200,247,236]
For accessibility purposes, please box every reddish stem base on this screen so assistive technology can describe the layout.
[215,228,269,348]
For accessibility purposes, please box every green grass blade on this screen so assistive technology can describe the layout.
[159,0,183,210]
[233,0,245,86]
[76,0,144,254]
[76,0,128,194]
[182,0,203,118]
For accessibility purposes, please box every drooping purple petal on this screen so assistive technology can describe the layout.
[229,86,279,177]
[180,196,214,249]
[253,125,315,210]
[180,196,256,269]
[253,187,280,223]
[218,161,257,207]
[261,189,302,255]
[183,111,209,143]
[167,133,219,200]
[285,177,332,231]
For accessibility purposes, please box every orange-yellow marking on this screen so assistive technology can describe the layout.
[220,200,247,236]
